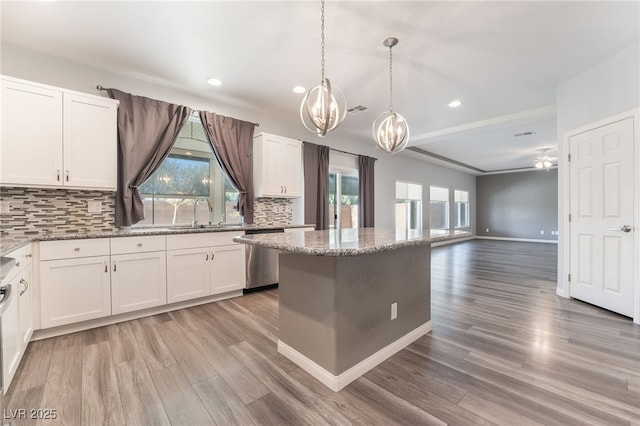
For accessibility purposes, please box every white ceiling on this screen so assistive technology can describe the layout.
[2,1,638,173]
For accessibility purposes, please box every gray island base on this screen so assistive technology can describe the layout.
[234,228,470,391]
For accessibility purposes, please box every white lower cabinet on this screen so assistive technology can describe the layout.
[17,266,33,348]
[167,232,246,303]
[40,255,111,328]
[111,252,166,315]
[110,235,167,315]
[38,232,246,331]
[1,244,34,392]
[166,248,211,303]
[2,276,20,391]
[40,238,111,328]
[212,244,246,294]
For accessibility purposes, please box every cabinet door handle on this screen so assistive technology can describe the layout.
[15,261,20,268]
[19,278,28,296]
[211,252,215,261]
[113,262,117,272]
[206,253,209,261]
[74,247,80,252]
[284,186,287,194]
[65,171,69,182]
[57,170,61,181]
[105,264,108,273]
[26,254,32,258]
[137,243,143,247]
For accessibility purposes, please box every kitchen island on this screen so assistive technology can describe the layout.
[234,228,470,391]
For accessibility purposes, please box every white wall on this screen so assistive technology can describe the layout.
[557,42,640,134]
[556,42,640,295]
[1,43,476,231]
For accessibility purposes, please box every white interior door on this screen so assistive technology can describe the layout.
[569,117,634,317]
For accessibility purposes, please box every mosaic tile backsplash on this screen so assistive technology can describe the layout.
[0,187,117,239]
[252,197,294,226]
[0,187,293,239]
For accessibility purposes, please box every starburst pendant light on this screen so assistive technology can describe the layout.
[373,37,409,154]
[300,0,347,137]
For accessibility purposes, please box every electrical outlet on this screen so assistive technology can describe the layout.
[540,230,545,235]
[0,201,9,214]
[391,302,397,320]
[88,201,102,213]
[485,228,489,233]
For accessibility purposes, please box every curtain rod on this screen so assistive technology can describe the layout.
[96,85,259,127]
[322,145,378,162]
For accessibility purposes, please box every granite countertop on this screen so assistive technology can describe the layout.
[0,223,316,257]
[233,228,472,257]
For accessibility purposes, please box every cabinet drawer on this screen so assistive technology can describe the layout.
[166,231,244,250]
[110,235,166,255]
[2,244,33,281]
[40,238,109,260]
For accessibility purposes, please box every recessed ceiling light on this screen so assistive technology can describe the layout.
[448,99,462,108]
[207,78,222,86]
[293,86,306,94]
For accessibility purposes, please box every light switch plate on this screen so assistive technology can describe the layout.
[88,201,102,213]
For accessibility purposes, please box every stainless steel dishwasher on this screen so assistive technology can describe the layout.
[244,228,284,293]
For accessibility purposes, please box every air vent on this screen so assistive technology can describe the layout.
[514,130,536,137]
[347,105,368,113]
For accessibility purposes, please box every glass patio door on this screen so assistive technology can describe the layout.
[329,171,359,229]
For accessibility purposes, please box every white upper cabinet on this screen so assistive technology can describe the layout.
[63,92,118,189]
[1,79,63,186]
[254,132,302,198]
[0,76,118,190]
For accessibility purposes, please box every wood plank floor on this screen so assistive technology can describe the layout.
[5,240,640,425]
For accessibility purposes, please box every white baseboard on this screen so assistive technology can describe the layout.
[32,290,244,340]
[475,236,558,244]
[277,321,432,392]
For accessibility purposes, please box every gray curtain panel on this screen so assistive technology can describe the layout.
[106,88,192,227]
[358,155,376,227]
[303,142,330,230]
[199,111,255,224]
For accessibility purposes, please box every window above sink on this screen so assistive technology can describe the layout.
[136,117,241,227]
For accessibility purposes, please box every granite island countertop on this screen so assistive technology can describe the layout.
[233,228,471,257]
[0,223,315,257]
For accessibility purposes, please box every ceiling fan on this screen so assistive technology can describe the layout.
[534,148,554,170]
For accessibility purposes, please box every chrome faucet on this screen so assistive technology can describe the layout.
[192,197,213,227]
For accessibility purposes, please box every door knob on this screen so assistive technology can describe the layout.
[609,225,632,233]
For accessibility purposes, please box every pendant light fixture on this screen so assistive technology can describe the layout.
[300,0,347,137]
[373,37,409,154]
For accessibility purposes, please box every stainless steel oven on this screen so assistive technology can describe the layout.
[244,228,284,292]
